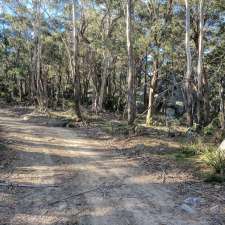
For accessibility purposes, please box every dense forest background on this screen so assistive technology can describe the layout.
[0,0,225,129]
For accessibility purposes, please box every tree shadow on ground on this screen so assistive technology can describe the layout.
[0,110,225,225]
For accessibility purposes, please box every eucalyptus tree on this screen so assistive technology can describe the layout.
[144,0,174,126]
[126,0,136,125]
[184,0,194,126]
[1,0,225,129]
[97,1,123,112]
[72,0,82,120]
[196,0,204,125]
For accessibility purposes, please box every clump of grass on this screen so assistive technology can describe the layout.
[203,147,225,176]
[181,144,199,156]
[204,173,225,183]
[179,140,225,182]
[96,120,132,136]
[179,138,206,158]
[203,117,220,135]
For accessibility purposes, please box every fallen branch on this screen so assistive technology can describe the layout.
[0,182,59,188]
[48,186,100,206]
[47,181,124,206]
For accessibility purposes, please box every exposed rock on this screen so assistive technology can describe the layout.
[184,197,204,207]
[136,101,145,114]
[175,101,185,115]
[135,125,149,135]
[210,205,220,214]
[180,203,196,214]
[135,144,145,151]
[219,139,225,151]
[23,115,30,121]
[47,119,69,127]
[217,140,225,169]
[166,107,176,119]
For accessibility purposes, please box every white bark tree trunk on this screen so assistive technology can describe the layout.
[184,0,193,126]
[146,59,159,126]
[126,0,136,125]
[197,0,204,125]
[220,78,225,130]
[72,0,82,120]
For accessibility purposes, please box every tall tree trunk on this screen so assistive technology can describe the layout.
[220,77,225,130]
[126,0,136,125]
[33,0,45,110]
[72,0,82,120]
[146,59,158,126]
[184,0,193,126]
[202,68,209,124]
[144,48,148,108]
[36,0,43,108]
[30,47,35,102]
[197,0,204,126]
[98,52,110,111]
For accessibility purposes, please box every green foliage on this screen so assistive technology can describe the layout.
[180,144,199,157]
[204,174,225,183]
[203,117,220,135]
[203,148,225,176]
[146,116,153,127]
[203,125,214,135]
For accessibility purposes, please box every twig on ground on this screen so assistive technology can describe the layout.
[48,181,125,206]
[0,182,59,188]
[47,186,102,206]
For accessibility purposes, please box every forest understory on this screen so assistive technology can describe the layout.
[0,105,225,225]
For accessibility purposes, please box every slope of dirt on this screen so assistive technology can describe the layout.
[0,107,224,225]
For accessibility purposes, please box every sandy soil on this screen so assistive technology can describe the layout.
[0,107,224,225]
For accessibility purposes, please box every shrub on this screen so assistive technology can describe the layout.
[203,117,220,135]
[204,148,225,176]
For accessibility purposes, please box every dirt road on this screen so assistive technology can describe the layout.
[0,108,218,225]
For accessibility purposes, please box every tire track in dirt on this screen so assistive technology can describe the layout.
[0,108,212,225]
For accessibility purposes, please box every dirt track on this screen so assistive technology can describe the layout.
[0,108,222,225]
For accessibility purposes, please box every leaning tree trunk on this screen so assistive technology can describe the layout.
[197,0,204,126]
[146,59,158,126]
[126,0,136,125]
[72,0,82,121]
[184,0,193,126]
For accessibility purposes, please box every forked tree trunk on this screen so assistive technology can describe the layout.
[126,0,136,125]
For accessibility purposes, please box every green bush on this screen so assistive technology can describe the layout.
[203,117,220,135]
[203,125,214,135]
[181,138,205,156]
[204,148,225,176]
[204,174,225,183]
